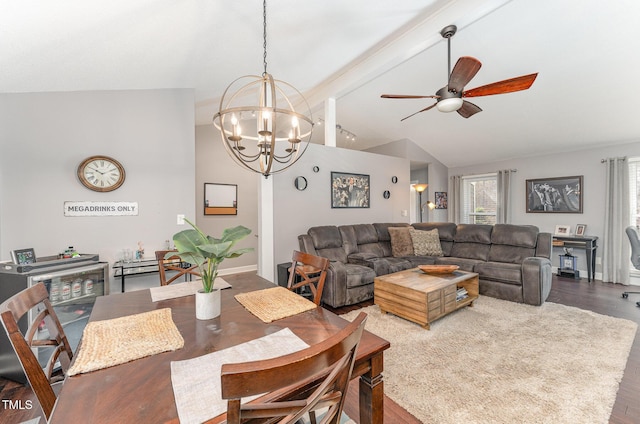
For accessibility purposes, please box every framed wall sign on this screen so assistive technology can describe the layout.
[204,183,237,215]
[331,172,370,208]
[11,248,36,265]
[526,175,583,213]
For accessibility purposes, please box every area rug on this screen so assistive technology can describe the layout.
[342,297,637,424]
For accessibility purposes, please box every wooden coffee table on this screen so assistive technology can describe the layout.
[374,268,479,329]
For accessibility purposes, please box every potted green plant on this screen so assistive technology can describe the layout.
[168,218,252,319]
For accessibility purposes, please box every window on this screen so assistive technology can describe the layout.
[462,173,497,224]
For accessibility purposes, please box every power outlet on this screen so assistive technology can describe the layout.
[596,257,601,265]
[177,214,185,225]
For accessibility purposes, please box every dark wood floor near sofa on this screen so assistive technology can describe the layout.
[2,274,639,423]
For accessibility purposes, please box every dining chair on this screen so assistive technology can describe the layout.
[0,282,74,420]
[221,312,367,424]
[155,250,200,286]
[287,250,330,306]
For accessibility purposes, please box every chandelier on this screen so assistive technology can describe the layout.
[213,0,314,178]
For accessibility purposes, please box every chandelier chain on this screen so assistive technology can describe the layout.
[262,0,268,76]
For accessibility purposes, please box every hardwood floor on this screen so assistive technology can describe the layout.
[2,274,639,423]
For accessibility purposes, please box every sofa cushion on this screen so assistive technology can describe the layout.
[368,257,412,276]
[450,242,491,261]
[309,226,347,263]
[412,223,456,256]
[434,256,484,272]
[409,228,444,256]
[412,222,457,241]
[309,226,342,250]
[475,261,522,285]
[389,227,414,257]
[454,224,493,244]
[374,223,412,257]
[488,245,536,264]
[491,224,539,248]
[373,222,412,242]
[344,264,376,288]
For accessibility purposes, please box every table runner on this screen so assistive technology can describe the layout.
[171,327,309,424]
[149,278,231,302]
[67,308,184,376]
[234,286,317,323]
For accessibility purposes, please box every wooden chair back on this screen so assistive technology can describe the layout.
[155,250,200,286]
[287,251,330,306]
[221,312,367,424]
[0,282,73,420]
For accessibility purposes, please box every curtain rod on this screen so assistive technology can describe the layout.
[452,169,517,178]
[601,157,627,163]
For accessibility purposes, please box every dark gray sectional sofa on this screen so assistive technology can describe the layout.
[297,222,553,308]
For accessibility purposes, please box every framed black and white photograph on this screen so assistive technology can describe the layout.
[435,192,448,209]
[11,248,36,265]
[526,175,583,213]
[331,172,370,208]
[575,224,587,236]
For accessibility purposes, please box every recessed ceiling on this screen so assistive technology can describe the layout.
[2,0,639,167]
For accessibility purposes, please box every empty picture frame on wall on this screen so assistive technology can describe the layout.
[331,172,370,208]
[526,175,583,213]
[204,183,237,215]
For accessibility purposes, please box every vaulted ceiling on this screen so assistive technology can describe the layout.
[2,0,639,167]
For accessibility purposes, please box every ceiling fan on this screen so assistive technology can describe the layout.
[381,25,538,121]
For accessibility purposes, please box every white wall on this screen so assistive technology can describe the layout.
[367,138,449,222]
[448,140,640,277]
[0,89,196,293]
[271,143,411,277]
[194,124,259,270]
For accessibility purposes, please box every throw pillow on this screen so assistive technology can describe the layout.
[388,227,414,257]
[409,228,444,256]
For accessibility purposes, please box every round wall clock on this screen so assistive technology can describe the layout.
[77,155,126,192]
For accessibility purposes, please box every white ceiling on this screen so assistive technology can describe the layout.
[2,0,640,167]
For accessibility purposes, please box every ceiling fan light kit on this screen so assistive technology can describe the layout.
[382,24,538,121]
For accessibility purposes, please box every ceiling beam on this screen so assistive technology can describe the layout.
[304,0,514,113]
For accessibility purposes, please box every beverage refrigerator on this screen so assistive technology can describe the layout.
[0,254,109,383]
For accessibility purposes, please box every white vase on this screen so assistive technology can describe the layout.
[195,288,221,320]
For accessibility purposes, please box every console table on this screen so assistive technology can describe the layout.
[552,235,598,282]
[113,257,191,292]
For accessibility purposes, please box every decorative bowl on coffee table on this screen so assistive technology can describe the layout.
[418,265,459,274]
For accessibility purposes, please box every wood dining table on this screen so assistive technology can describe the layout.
[49,272,390,424]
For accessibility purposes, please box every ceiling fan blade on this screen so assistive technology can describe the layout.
[448,56,482,93]
[381,94,439,99]
[457,100,482,118]
[463,73,538,98]
[400,103,437,121]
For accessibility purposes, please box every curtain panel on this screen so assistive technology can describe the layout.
[496,169,514,224]
[602,157,630,284]
[448,175,462,224]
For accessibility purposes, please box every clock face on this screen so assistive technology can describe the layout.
[77,156,126,192]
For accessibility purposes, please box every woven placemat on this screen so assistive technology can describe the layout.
[235,286,317,323]
[68,308,184,376]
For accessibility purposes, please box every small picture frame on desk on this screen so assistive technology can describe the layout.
[575,224,586,237]
[554,225,571,236]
